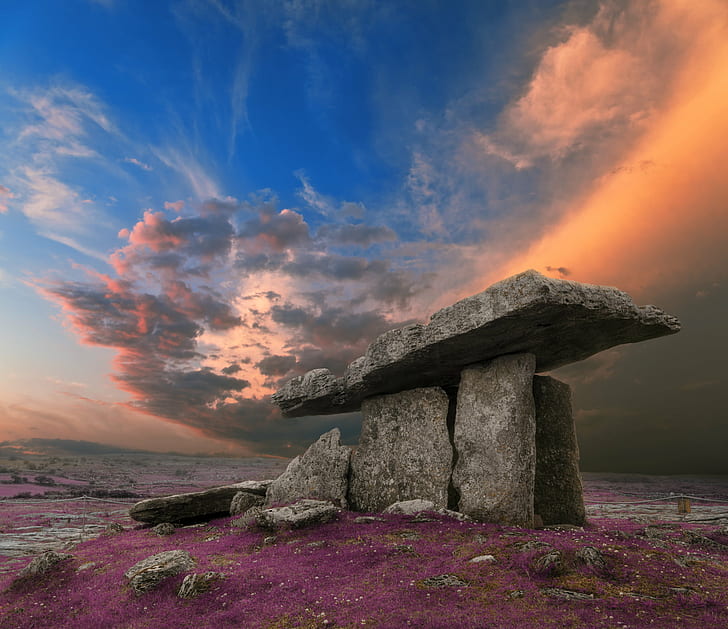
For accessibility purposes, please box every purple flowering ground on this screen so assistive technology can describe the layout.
[1,510,726,628]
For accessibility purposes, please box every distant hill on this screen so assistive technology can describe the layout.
[0,439,151,458]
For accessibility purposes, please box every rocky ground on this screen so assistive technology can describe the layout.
[0,456,726,628]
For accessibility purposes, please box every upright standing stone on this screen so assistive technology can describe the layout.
[266,428,351,508]
[348,387,452,512]
[533,376,586,526]
[452,353,536,526]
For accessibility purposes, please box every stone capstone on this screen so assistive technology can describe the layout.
[451,354,536,526]
[348,387,452,513]
[253,499,339,530]
[129,482,265,525]
[124,550,195,595]
[265,428,351,508]
[272,270,680,417]
[533,376,586,526]
[230,491,265,516]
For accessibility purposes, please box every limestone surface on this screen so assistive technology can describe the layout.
[533,375,586,526]
[265,428,351,508]
[129,483,263,525]
[254,499,339,530]
[272,270,680,416]
[348,387,452,513]
[451,354,536,526]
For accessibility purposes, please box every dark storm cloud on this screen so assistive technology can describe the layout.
[238,207,311,249]
[316,223,397,246]
[283,253,387,280]
[256,354,297,376]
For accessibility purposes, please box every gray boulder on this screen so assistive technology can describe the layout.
[266,428,351,508]
[151,522,176,536]
[19,550,73,578]
[272,270,680,416]
[348,387,452,512]
[177,572,225,599]
[124,550,195,595]
[384,499,436,515]
[533,376,586,526]
[230,491,265,516]
[129,482,267,525]
[254,499,339,530]
[451,354,536,526]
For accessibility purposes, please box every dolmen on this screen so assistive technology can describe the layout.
[270,270,680,528]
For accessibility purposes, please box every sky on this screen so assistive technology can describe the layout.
[0,0,726,473]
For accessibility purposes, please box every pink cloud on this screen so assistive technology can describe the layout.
[0,185,13,213]
[164,200,185,212]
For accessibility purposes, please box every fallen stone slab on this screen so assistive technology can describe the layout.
[272,270,680,416]
[452,354,536,526]
[348,387,452,513]
[265,428,351,508]
[533,375,586,526]
[129,482,269,525]
[124,550,195,595]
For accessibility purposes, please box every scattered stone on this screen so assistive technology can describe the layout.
[542,524,583,531]
[542,587,595,600]
[437,508,472,521]
[673,554,701,568]
[76,562,97,572]
[509,589,525,599]
[151,522,176,536]
[391,544,416,555]
[230,491,265,516]
[533,376,586,526]
[348,388,452,512]
[253,499,339,530]
[398,530,420,540]
[129,482,265,525]
[515,540,553,552]
[452,354,536,526]
[384,499,436,515]
[124,550,195,595]
[177,572,224,599]
[469,555,496,564]
[532,550,564,576]
[683,530,727,550]
[272,271,680,416]
[266,428,351,508]
[354,516,386,524]
[421,574,468,588]
[19,550,73,578]
[575,546,607,571]
[263,535,277,546]
[104,522,124,535]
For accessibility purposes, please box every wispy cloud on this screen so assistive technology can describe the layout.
[0,185,13,213]
[123,157,152,171]
[154,148,219,201]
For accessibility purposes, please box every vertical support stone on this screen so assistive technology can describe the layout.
[452,353,536,526]
[533,376,586,526]
[348,387,452,513]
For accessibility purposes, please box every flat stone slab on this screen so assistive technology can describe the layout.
[272,270,680,417]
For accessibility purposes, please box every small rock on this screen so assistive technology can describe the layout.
[542,587,595,600]
[19,551,73,578]
[177,572,224,599]
[575,546,607,571]
[354,516,386,524]
[124,550,195,595]
[532,550,564,576]
[437,508,472,521]
[421,574,468,588]
[515,540,552,552]
[152,522,176,536]
[384,499,436,515]
[469,554,496,564]
[76,562,97,572]
[104,522,124,535]
[542,524,583,532]
[230,491,265,516]
[509,590,525,599]
[263,535,277,546]
[254,499,338,530]
[391,544,416,555]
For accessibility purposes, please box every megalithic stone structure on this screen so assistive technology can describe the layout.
[270,270,681,526]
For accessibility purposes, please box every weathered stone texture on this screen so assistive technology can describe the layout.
[124,550,195,595]
[254,499,339,530]
[272,270,680,417]
[230,491,265,516]
[129,483,262,525]
[348,387,452,512]
[452,354,536,526]
[533,375,586,526]
[265,428,351,508]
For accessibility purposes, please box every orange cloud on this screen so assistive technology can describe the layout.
[469,0,728,300]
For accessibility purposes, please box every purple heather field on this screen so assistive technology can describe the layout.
[0,453,726,628]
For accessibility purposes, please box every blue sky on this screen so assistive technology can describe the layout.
[1,0,726,472]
